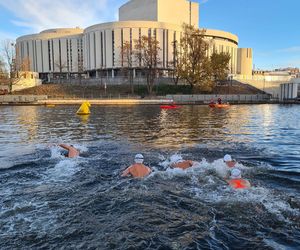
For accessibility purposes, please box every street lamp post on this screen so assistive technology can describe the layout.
[9,43,15,94]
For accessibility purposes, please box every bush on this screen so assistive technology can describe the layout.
[134,84,193,96]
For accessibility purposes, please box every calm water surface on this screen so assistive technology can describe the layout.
[0,104,299,249]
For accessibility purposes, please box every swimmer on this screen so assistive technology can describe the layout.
[227,168,251,189]
[171,155,198,170]
[216,154,237,178]
[224,154,236,168]
[121,154,152,178]
[58,144,80,158]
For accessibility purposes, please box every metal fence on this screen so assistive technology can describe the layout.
[166,94,271,103]
[49,76,175,85]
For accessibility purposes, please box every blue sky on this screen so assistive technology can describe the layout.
[0,0,299,70]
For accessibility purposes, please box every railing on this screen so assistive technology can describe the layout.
[166,94,271,103]
[46,94,142,100]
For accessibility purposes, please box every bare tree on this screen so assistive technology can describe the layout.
[1,39,31,92]
[0,56,9,91]
[1,39,16,92]
[54,60,67,84]
[133,35,161,95]
[120,41,134,94]
[0,56,7,74]
[78,63,84,85]
[170,40,180,85]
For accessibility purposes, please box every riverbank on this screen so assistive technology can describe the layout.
[1,95,298,106]
[11,82,265,98]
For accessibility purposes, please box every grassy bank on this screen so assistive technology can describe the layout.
[12,81,265,99]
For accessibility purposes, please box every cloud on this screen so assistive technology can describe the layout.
[277,46,300,53]
[0,30,18,40]
[0,0,121,34]
[199,0,209,4]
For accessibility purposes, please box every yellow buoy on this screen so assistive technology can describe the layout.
[76,101,91,115]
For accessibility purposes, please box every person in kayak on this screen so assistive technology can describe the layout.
[217,97,222,104]
[227,168,251,189]
[209,98,216,105]
[121,154,152,178]
[171,155,198,170]
[58,144,80,158]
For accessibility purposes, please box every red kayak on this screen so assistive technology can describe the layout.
[160,105,181,109]
[209,103,230,108]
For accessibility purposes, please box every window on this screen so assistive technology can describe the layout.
[48,40,51,71]
[112,30,115,67]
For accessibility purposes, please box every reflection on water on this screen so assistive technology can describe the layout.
[0,104,300,249]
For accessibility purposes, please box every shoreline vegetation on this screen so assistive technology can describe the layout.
[0,82,298,105]
[11,81,264,98]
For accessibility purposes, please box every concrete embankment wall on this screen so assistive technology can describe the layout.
[0,95,48,104]
[0,94,273,105]
[167,94,271,103]
[38,99,172,105]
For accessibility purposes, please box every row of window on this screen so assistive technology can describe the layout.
[85,28,177,70]
[17,31,238,73]
[84,28,238,72]
[19,39,83,73]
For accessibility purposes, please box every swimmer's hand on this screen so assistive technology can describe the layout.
[192,161,201,168]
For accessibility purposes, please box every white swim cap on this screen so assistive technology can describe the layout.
[224,154,232,162]
[170,155,183,163]
[134,154,144,164]
[230,168,242,179]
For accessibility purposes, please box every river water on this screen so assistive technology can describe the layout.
[0,104,299,249]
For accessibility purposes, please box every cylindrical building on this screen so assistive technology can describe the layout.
[15,0,252,82]
[16,28,84,80]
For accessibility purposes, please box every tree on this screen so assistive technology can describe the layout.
[0,57,7,74]
[176,24,213,91]
[210,52,231,84]
[1,39,15,92]
[54,60,67,83]
[133,35,161,95]
[170,40,180,85]
[77,62,85,85]
[120,41,134,94]
[0,57,9,87]
[1,39,30,93]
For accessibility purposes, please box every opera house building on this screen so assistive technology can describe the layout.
[16,0,253,82]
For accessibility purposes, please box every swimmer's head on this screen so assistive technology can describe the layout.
[224,154,232,162]
[134,154,144,164]
[170,155,183,163]
[230,168,242,179]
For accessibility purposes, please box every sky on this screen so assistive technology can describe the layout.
[0,0,299,70]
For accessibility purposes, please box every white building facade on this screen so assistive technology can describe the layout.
[16,0,252,82]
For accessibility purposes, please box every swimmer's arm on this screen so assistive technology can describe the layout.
[121,166,132,177]
[188,160,194,166]
[59,144,72,151]
[170,163,176,168]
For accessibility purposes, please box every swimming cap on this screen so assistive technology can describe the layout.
[170,155,183,163]
[230,168,242,179]
[224,154,232,162]
[134,154,144,164]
